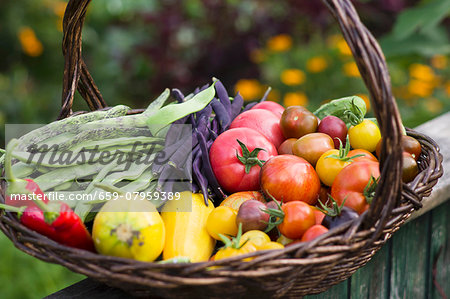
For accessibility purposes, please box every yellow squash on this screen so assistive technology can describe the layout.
[161,192,215,262]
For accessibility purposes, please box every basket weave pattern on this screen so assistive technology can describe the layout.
[0,0,443,297]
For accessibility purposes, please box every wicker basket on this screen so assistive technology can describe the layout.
[0,0,444,297]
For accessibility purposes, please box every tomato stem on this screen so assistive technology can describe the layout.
[363,175,379,204]
[316,195,347,217]
[235,139,266,174]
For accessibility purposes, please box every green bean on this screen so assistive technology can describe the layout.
[118,170,155,193]
[17,105,130,149]
[53,180,75,191]
[146,82,216,134]
[34,162,106,191]
[101,153,156,186]
[85,161,119,194]
[11,162,36,178]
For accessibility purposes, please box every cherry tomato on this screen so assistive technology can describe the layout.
[206,206,238,240]
[278,138,297,155]
[317,115,348,148]
[251,101,285,117]
[280,106,318,138]
[210,128,277,193]
[331,161,380,214]
[348,149,378,162]
[300,225,328,242]
[214,241,257,262]
[236,200,269,232]
[241,230,271,249]
[258,241,284,250]
[376,135,422,161]
[312,207,326,225]
[260,155,321,205]
[278,201,316,239]
[348,119,381,152]
[402,152,419,183]
[315,149,351,187]
[292,133,335,166]
[230,109,285,148]
[220,191,266,211]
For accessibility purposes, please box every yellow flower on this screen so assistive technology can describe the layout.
[336,38,352,56]
[355,93,370,112]
[234,79,262,101]
[409,63,436,83]
[424,98,443,113]
[280,69,305,86]
[18,27,43,57]
[306,56,328,73]
[266,34,292,52]
[408,79,434,98]
[283,92,308,107]
[431,55,448,70]
[250,48,265,64]
[343,62,360,77]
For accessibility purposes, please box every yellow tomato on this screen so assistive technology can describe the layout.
[258,241,285,250]
[92,195,165,262]
[315,149,351,186]
[215,241,257,261]
[206,206,238,240]
[348,119,381,152]
[241,230,271,249]
[276,234,294,246]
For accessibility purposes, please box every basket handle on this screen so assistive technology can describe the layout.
[60,0,404,231]
[60,0,107,119]
[323,0,403,231]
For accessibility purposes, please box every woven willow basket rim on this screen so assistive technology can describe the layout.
[0,0,444,297]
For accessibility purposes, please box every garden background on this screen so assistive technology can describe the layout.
[0,0,449,297]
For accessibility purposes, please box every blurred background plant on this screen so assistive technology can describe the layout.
[0,0,448,297]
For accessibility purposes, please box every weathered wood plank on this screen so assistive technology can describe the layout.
[305,280,348,299]
[390,212,431,299]
[428,200,450,299]
[349,242,390,299]
[409,112,450,221]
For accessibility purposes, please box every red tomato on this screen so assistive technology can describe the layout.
[331,161,380,214]
[230,109,285,148]
[210,128,277,193]
[278,138,297,155]
[280,106,318,139]
[292,133,334,166]
[313,208,326,225]
[260,155,321,205]
[278,201,315,239]
[300,225,328,242]
[317,115,348,148]
[251,101,285,117]
[220,191,266,211]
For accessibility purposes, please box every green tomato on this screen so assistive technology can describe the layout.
[348,119,381,152]
[92,195,165,262]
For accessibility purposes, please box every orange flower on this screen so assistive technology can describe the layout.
[430,55,448,70]
[408,79,434,98]
[18,27,43,57]
[280,69,305,86]
[306,56,328,73]
[355,93,370,112]
[283,92,308,107]
[266,89,281,102]
[336,38,352,56]
[409,63,436,83]
[444,81,450,96]
[343,62,360,77]
[53,1,67,31]
[234,79,262,101]
[266,34,292,52]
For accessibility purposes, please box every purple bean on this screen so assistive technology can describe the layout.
[171,89,185,103]
[192,150,209,205]
[242,101,258,112]
[211,98,231,132]
[214,80,231,116]
[196,103,212,121]
[207,127,218,140]
[195,128,226,200]
[230,92,244,120]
